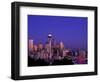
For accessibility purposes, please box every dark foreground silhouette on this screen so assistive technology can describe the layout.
[28,56,74,66]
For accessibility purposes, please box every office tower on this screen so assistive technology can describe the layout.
[60,41,64,50]
[34,45,38,51]
[45,42,50,53]
[38,42,43,50]
[29,39,34,51]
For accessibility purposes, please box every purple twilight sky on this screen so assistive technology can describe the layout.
[28,15,88,50]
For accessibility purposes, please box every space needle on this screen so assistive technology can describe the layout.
[48,34,52,61]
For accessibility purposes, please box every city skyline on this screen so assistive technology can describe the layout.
[28,15,87,50]
[28,35,87,66]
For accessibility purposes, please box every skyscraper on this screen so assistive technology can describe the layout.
[38,42,43,50]
[29,39,34,51]
[60,41,64,50]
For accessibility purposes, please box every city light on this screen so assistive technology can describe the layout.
[28,34,87,66]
